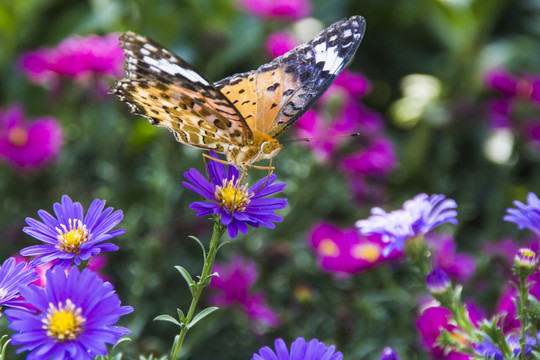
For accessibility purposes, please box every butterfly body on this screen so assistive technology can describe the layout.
[113,16,366,167]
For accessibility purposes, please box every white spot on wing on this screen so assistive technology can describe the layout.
[142,56,209,85]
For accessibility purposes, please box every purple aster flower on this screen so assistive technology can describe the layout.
[473,340,502,360]
[427,234,476,283]
[239,0,311,20]
[356,194,458,256]
[5,268,132,360]
[182,152,287,239]
[504,192,540,235]
[380,347,401,360]
[252,337,343,360]
[0,258,38,315]
[21,195,125,270]
[209,256,279,328]
[19,33,124,86]
[0,105,63,170]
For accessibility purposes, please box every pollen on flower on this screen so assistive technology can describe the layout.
[43,299,85,342]
[55,219,89,254]
[351,243,381,262]
[319,239,340,256]
[214,178,252,213]
[8,127,28,147]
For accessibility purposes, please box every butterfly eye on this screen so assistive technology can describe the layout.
[261,141,274,154]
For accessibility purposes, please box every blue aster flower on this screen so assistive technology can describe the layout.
[473,339,503,360]
[251,337,343,360]
[355,194,458,256]
[182,152,287,238]
[380,347,401,360]
[0,257,37,314]
[5,268,133,360]
[21,195,125,270]
[504,192,540,235]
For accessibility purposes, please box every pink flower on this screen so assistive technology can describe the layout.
[332,70,371,98]
[426,234,476,283]
[19,33,123,90]
[239,0,311,20]
[209,256,279,328]
[265,31,299,58]
[0,105,63,170]
[339,138,397,176]
[484,68,540,102]
[416,306,473,360]
[495,279,540,333]
[308,222,401,275]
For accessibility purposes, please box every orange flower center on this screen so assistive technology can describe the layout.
[318,239,340,257]
[351,243,381,262]
[8,127,28,147]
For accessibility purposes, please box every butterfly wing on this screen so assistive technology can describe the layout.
[214,15,366,138]
[113,32,253,151]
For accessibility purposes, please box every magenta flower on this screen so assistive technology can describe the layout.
[0,105,63,170]
[308,222,401,275]
[416,306,472,360]
[495,281,540,333]
[209,256,279,328]
[485,68,540,102]
[427,234,476,283]
[332,70,371,98]
[239,0,311,20]
[19,33,123,90]
[339,138,397,176]
[265,31,299,58]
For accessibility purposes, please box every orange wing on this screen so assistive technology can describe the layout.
[113,32,253,150]
[215,15,366,138]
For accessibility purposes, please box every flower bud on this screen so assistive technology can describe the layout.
[380,347,401,360]
[426,268,451,294]
[514,248,538,272]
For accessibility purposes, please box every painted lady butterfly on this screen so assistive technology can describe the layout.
[113,16,365,168]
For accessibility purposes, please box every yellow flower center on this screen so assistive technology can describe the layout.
[318,239,340,257]
[351,243,381,262]
[8,127,28,147]
[56,219,89,254]
[43,299,85,342]
[215,178,251,213]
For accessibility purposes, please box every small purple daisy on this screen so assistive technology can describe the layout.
[5,268,132,360]
[182,152,287,238]
[0,257,38,315]
[355,194,458,256]
[21,195,125,270]
[252,337,343,360]
[504,192,540,235]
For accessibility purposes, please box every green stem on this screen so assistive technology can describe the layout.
[170,218,226,360]
[517,274,529,360]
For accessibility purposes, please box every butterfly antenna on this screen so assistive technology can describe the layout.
[283,132,361,143]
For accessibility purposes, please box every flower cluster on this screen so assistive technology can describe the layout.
[209,256,279,328]
[0,105,63,170]
[484,68,540,148]
[182,152,287,238]
[19,33,124,94]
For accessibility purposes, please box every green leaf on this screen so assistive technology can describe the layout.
[0,335,10,360]
[217,240,231,251]
[177,308,186,323]
[175,266,195,294]
[187,306,219,329]
[188,235,207,261]
[154,314,181,327]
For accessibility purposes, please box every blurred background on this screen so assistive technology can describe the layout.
[1,0,540,358]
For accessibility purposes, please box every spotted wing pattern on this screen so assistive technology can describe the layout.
[113,32,253,153]
[214,15,366,138]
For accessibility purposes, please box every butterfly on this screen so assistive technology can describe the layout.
[113,16,365,169]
